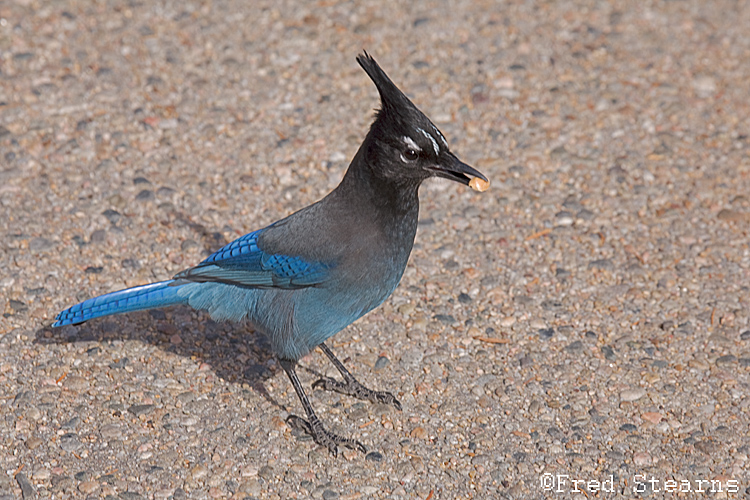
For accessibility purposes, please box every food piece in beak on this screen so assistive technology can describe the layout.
[469,177,490,192]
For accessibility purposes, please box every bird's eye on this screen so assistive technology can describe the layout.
[402,149,419,162]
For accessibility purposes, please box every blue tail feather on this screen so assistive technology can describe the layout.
[52,280,186,327]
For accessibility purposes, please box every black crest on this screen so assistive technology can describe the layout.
[357,51,420,117]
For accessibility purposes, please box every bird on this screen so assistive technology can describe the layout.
[52,52,489,456]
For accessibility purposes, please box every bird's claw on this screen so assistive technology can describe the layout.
[286,415,366,456]
[310,377,334,391]
[312,376,402,411]
[373,390,402,410]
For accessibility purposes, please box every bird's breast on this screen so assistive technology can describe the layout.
[334,215,416,310]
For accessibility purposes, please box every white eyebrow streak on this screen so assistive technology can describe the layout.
[432,124,448,148]
[417,127,440,155]
[402,136,421,152]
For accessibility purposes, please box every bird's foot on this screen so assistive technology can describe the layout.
[286,415,366,456]
[312,376,402,411]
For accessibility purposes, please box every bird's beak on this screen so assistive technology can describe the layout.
[428,152,490,191]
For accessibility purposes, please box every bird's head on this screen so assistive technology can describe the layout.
[357,52,489,192]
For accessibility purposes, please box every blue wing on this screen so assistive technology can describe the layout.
[174,229,332,288]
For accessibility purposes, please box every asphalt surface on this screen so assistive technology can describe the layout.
[1,0,749,498]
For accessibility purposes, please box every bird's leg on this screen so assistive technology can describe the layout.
[278,358,366,456]
[312,343,402,410]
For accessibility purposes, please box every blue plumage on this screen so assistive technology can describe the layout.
[52,52,488,456]
[201,229,263,263]
[53,281,184,327]
[173,228,333,289]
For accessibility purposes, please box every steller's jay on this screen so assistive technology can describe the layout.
[53,52,489,456]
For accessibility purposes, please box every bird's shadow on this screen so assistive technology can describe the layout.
[32,307,302,411]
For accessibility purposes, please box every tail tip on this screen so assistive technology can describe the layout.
[51,312,84,328]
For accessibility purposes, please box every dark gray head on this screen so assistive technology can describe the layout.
[357,52,488,188]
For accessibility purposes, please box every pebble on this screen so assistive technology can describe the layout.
[529,319,546,329]
[689,359,710,370]
[322,490,339,500]
[538,328,554,340]
[695,440,720,454]
[499,316,516,327]
[601,345,617,361]
[433,314,456,324]
[119,493,144,500]
[102,209,121,224]
[692,75,717,97]
[620,389,647,402]
[25,406,41,421]
[588,259,613,272]
[652,359,668,369]
[699,404,715,416]
[565,340,583,352]
[399,347,424,368]
[32,468,51,480]
[373,356,390,370]
[555,268,571,279]
[74,471,91,482]
[61,416,80,429]
[633,452,652,466]
[410,427,428,439]
[189,464,209,482]
[59,433,82,452]
[555,211,574,226]
[181,239,199,251]
[398,303,415,315]
[136,189,155,201]
[78,480,99,494]
[239,480,261,496]
[90,229,106,243]
[15,473,35,500]
[257,465,274,480]
[180,416,198,426]
[641,412,663,424]
[9,299,28,312]
[100,424,122,440]
[29,237,55,252]
[716,355,736,366]
[64,375,88,391]
[128,404,155,417]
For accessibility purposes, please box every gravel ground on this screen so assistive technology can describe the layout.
[2,0,750,498]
